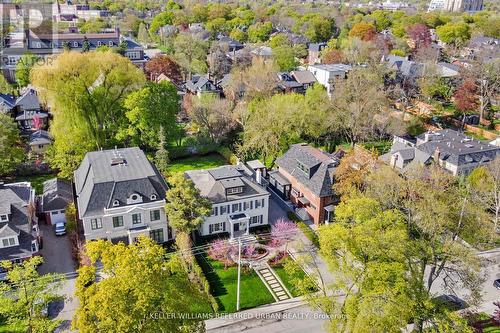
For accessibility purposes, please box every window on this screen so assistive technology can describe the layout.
[97,41,102,46]
[112,216,123,228]
[73,41,78,47]
[31,242,37,252]
[2,239,8,247]
[243,202,249,210]
[209,222,226,234]
[227,187,243,195]
[112,199,119,207]
[261,199,265,208]
[232,203,241,213]
[150,210,160,221]
[255,199,261,208]
[150,228,164,243]
[167,226,173,240]
[150,194,157,200]
[108,41,114,46]
[250,215,263,225]
[132,213,141,224]
[91,218,102,230]
[8,238,14,246]
[131,194,138,200]
[212,206,218,216]
[0,215,8,222]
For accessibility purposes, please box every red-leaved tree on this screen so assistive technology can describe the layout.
[32,114,43,130]
[322,50,345,64]
[454,78,478,113]
[407,23,432,50]
[144,55,182,83]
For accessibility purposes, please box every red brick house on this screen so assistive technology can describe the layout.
[268,144,342,225]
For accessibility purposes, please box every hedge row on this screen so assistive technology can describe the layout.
[287,211,320,248]
[216,147,239,165]
[191,257,219,312]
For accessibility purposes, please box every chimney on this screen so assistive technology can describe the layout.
[433,147,440,161]
[424,132,431,142]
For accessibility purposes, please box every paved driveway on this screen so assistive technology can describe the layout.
[38,224,77,275]
[268,190,291,225]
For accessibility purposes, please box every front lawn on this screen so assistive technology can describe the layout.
[273,257,316,297]
[168,153,227,173]
[196,252,274,313]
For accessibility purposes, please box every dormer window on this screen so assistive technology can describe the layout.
[131,194,138,200]
[112,200,120,207]
[126,193,143,204]
[226,187,243,195]
[97,41,102,46]
[297,161,309,174]
[0,215,7,222]
[150,194,157,200]
[108,41,113,46]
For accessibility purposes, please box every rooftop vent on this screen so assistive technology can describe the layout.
[111,150,126,166]
[464,144,474,148]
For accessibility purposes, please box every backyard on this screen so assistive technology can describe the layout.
[168,153,227,174]
[196,252,275,313]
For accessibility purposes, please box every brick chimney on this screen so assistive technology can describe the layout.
[433,147,440,161]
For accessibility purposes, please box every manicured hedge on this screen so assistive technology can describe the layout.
[217,147,239,165]
[287,211,320,248]
[192,257,219,312]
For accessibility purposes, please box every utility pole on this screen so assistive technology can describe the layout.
[236,238,241,311]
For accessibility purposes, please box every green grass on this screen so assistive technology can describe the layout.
[273,257,309,297]
[0,320,24,333]
[464,131,488,141]
[361,140,392,155]
[196,253,275,313]
[5,173,57,194]
[472,313,500,333]
[168,153,227,173]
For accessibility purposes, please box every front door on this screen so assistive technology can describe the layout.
[234,223,239,232]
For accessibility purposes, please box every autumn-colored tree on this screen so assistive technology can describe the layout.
[349,22,376,41]
[333,147,377,199]
[144,55,182,83]
[406,23,432,50]
[454,78,478,113]
[321,49,345,64]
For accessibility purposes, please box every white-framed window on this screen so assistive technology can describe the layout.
[73,41,78,47]
[90,218,102,230]
[150,210,160,221]
[0,215,8,222]
[108,41,114,46]
[150,228,164,243]
[132,213,142,225]
[227,187,243,195]
[232,203,242,213]
[211,206,218,216]
[97,41,102,46]
[34,42,41,48]
[112,199,120,207]
[255,199,262,208]
[250,215,263,225]
[1,237,16,247]
[209,222,225,234]
[112,216,123,228]
[150,194,157,200]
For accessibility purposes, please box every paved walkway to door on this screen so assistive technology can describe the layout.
[255,264,292,302]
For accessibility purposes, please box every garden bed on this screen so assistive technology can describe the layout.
[195,252,274,313]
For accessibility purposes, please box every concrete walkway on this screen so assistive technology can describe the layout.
[255,265,292,302]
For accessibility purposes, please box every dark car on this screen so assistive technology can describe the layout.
[494,279,500,290]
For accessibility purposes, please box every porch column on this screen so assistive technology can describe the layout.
[246,218,250,235]
[230,220,234,239]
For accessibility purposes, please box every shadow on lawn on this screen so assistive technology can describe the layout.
[195,252,227,312]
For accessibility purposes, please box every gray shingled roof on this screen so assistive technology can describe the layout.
[185,165,269,204]
[15,87,40,111]
[275,144,339,197]
[291,70,317,84]
[0,183,36,261]
[74,147,168,218]
[42,178,73,212]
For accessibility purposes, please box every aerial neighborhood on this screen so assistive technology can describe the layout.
[0,0,498,332]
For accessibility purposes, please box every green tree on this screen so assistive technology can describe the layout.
[229,28,247,43]
[272,45,298,71]
[269,33,290,48]
[73,238,208,333]
[15,53,39,87]
[120,81,180,148]
[155,127,169,175]
[0,113,23,176]
[0,74,12,94]
[31,51,145,178]
[164,173,211,233]
[137,22,152,45]
[0,257,64,333]
[436,22,471,46]
[304,16,334,43]
[247,21,273,43]
[82,37,90,52]
[149,11,174,34]
[173,33,208,79]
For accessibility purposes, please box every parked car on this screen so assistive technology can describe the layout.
[494,279,500,290]
[54,223,66,236]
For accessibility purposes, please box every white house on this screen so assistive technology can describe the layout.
[185,165,270,238]
[74,147,171,244]
[307,64,352,96]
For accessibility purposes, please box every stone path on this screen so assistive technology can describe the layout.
[255,265,292,302]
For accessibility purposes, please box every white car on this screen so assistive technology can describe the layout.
[54,223,66,236]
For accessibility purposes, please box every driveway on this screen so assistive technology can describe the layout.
[268,190,292,225]
[38,224,77,275]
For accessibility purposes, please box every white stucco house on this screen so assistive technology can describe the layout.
[307,64,352,96]
[74,147,171,244]
[185,164,270,238]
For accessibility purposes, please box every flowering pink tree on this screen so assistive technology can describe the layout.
[244,243,256,258]
[270,219,298,251]
[208,239,236,269]
[494,301,500,325]
[32,114,43,130]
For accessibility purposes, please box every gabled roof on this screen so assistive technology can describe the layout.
[275,144,340,197]
[74,147,168,218]
[15,87,40,111]
[185,75,215,93]
[0,93,16,111]
[42,178,73,212]
[291,70,317,84]
[29,130,52,146]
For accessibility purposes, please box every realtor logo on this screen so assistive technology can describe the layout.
[0,2,55,67]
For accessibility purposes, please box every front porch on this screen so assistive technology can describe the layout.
[228,213,250,239]
[127,225,150,244]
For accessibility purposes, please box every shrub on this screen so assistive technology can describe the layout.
[287,212,320,248]
[217,146,238,165]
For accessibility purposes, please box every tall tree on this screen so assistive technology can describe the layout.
[173,32,208,79]
[15,53,39,87]
[137,22,152,46]
[348,22,376,41]
[155,126,170,175]
[436,22,471,46]
[225,58,277,101]
[73,238,207,333]
[0,257,64,333]
[454,78,478,114]
[207,43,232,83]
[120,81,180,148]
[407,23,432,50]
[31,51,145,178]
[272,45,298,71]
[144,55,182,83]
[187,94,236,144]
[164,173,211,234]
[0,113,24,176]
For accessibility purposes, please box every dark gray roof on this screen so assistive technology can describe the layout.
[185,165,269,204]
[74,147,168,218]
[41,178,73,212]
[185,75,215,93]
[15,87,40,111]
[0,94,16,111]
[384,55,423,77]
[308,42,327,52]
[0,183,36,261]
[275,144,339,197]
[29,130,52,146]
